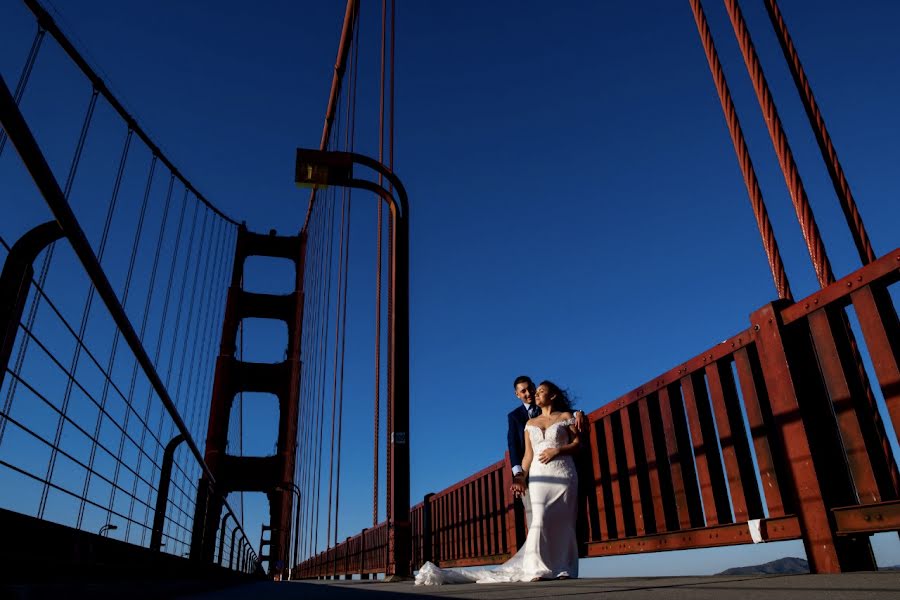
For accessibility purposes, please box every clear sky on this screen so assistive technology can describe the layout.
[2,0,899,576]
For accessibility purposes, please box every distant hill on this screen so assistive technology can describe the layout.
[717,557,809,576]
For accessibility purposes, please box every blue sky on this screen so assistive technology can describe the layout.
[2,0,899,575]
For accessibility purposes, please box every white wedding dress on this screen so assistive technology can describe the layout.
[416,418,579,585]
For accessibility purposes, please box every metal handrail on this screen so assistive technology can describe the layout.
[0,73,255,568]
[21,0,239,226]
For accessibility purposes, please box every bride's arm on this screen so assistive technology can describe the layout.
[522,428,534,473]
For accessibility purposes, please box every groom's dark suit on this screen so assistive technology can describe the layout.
[507,403,532,472]
[507,402,535,547]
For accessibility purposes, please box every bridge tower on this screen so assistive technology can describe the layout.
[190,226,306,575]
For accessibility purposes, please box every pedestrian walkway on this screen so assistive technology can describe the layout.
[182,572,900,599]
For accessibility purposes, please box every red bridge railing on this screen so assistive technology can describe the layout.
[296,248,899,578]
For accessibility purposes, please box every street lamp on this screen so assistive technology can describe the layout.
[276,482,302,579]
[295,149,411,580]
[98,524,118,537]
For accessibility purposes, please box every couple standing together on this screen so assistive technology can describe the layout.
[416,376,586,585]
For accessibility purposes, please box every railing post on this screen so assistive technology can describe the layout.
[229,526,239,569]
[218,512,232,566]
[422,493,435,565]
[501,452,522,553]
[150,433,186,551]
[750,301,875,572]
[0,221,63,393]
[360,528,368,579]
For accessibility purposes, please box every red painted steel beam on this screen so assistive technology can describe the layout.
[588,419,610,541]
[588,328,753,423]
[734,346,787,517]
[706,359,763,522]
[682,371,732,526]
[637,397,668,533]
[603,416,627,538]
[851,284,900,454]
[752,302,855,573]
[832,500,900,535]
[808,307,884,504]
[781,248,900,325]
[585,515,800,558]
[658,385,694,530]
[619,406,646,536]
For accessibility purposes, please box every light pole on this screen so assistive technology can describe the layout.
[98,524,118,537]
[276,482,302,579]
[295,149,410,580]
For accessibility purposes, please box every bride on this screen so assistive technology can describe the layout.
[416,380,581,585]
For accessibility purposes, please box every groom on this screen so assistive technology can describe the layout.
[507,375,585,537]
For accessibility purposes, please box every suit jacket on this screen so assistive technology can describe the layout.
[507,403,532,469]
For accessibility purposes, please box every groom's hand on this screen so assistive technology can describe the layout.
[538,448,560,463]
[574,410,586,433]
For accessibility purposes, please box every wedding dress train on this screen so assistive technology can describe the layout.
[415,418,579,585]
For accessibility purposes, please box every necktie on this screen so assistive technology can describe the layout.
[528,405,539,419]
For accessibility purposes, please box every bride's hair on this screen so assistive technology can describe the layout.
[538,380,575,413]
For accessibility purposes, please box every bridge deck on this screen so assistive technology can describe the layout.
[179,573,900,600]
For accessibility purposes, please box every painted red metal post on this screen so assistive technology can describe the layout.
[808,307,888,504]
[681,371,731,526]
[619,406,645,536]
[750,302,871,572]
[603,416,627,537]
[705,360,764,522]
[850,281,900,445]
[588,420,610,540]
[637,397,668,532]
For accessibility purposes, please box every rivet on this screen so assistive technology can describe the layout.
[847,281,853,287]
[804,303,809,309]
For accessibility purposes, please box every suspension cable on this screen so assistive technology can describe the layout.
[0,24,45,157]
[333,18,361,546]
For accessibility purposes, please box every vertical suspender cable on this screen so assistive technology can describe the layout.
[723,0,834,288]
[372,0,387,529]
[37,127,134,520]
[119,172,176,540]
[0,25,45,156]
[688,0,792,301]
[0,87,99,446]
[334,13,361,546]
[385,0,396,524]
[762,0,875,265]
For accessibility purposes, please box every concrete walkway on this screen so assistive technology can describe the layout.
[181,572,900,599]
